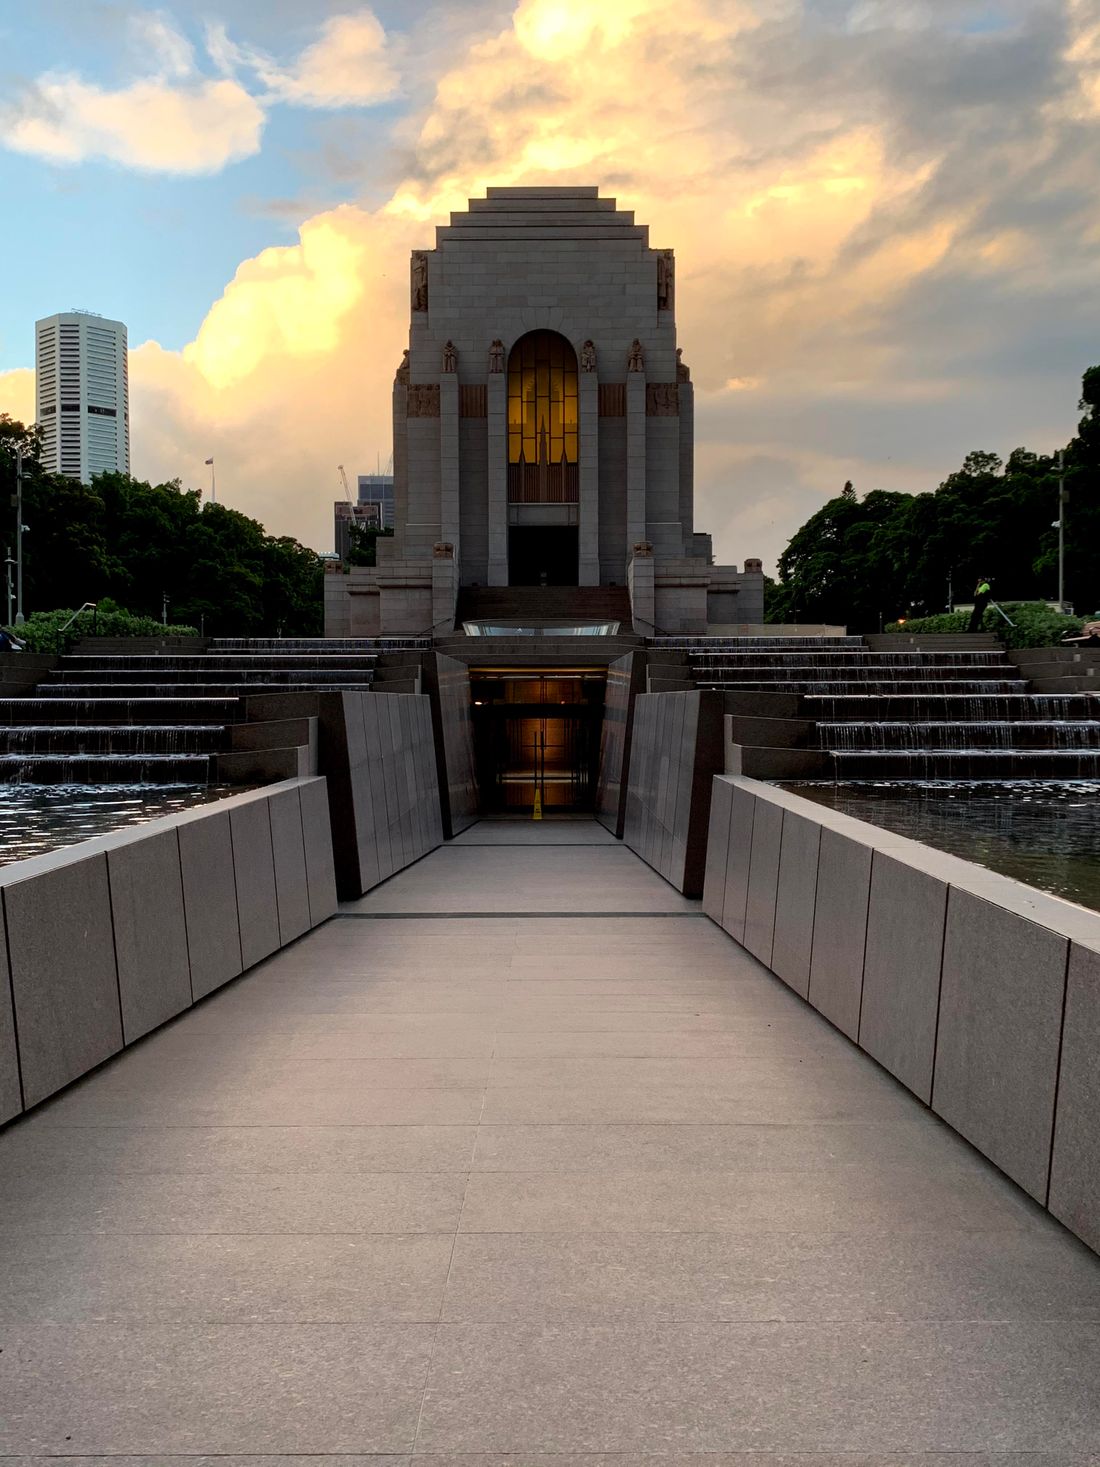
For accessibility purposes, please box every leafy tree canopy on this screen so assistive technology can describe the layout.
[766,369,1100,631]
[0,418,322,636]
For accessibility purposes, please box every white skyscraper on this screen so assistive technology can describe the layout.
[35,311,130,481]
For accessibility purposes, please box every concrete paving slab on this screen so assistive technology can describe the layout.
[2,818,1099,1456]
[416,1320,1100,1452]
[451,820,619,845]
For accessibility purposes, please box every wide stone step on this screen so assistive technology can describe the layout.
[702,679,1029,695]
[33,682,369,699]
[0,726,225,755]
[59,655,379,671]
[804,693,1099,721]
[0,753,214,784]
[209,637,429,651]
[46,668,375,685]
[818,721,1100,751]
[828,749,1100,779]
[0,697,241,726]
[698,666,1014,680]
[689,657,1014,671]
[652,636,863,648]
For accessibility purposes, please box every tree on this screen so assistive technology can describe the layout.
[0,420,324,634]
[767,368,1100,628]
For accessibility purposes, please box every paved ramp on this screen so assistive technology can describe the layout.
[2,818,1100,1454]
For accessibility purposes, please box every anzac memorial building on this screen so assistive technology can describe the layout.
[325,186,763,637]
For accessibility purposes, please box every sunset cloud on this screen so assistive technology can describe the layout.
[1,74,264,173]
[4,0,1099,574]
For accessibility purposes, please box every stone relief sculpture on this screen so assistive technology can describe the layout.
[442,340,457,372]
[395,349,410,384]
[657,250,674,310]
[580,339,597,372]
[676,347,690,383]
[646,382,679,416]
[411,251,429,311]
[407,384,441,417]
[488,338,505,372]
[627,338,645,372]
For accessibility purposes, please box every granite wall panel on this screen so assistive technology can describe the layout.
[424,652,478,838]
[859,852,947,1103]
[720,784,756,944]
[700,775,733,926]
[107,829,192,1043]
[706,774,1100,1257]
[1049,942,1100,1252]
[743,797,783,965]
[596,651,646,838]
[299,776,338,925]
[0,908,21,1124]
[268,785,311,945]
[0,778,339,1129]
[934,889,1069,1202]
[770,810,820,998]
[621,690,724,895]
[807,828,872,1040]
[178,810,243,1001]
[3,853,122,1108]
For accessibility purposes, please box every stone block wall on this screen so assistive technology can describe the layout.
[423,652,479,838]
[622,690,725,895]
[595,649,646,837]
[317,690,444,901]
[704,775,1100,1254]
[0,778,337,1128]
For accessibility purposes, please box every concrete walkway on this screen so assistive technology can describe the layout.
[2,818,1100,1457]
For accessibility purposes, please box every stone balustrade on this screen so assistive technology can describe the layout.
[704,774,1100,1253]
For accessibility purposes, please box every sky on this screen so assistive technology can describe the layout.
[1,0,1099,573]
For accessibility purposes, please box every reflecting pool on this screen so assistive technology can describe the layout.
[0,785,245,865]
[783,781,1100,914]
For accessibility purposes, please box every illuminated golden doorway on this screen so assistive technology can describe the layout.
[507,331,579,504]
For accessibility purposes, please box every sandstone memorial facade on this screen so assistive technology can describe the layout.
[325,186,763,636]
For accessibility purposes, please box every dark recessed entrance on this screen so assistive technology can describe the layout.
[472,668,605,813]
[508,526,579,586]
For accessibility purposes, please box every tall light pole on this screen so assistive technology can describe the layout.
[1056,450,1067,613]
[14,447,24,625]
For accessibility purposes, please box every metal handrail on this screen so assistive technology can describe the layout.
[58,602,98,636]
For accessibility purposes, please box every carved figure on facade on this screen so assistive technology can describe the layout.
[407,384,441,417]
[627,338,645,372]
[580,339,597,372]
[411,251,429,311]
[442,340,457,372]
[646,382,679,416]
[657,250,674,311]
[395,349,410,384]
[676,347,690,383]
[488,338,505,373]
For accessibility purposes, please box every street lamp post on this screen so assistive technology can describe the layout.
[14,447,24,625]
[1056,450,1067,613]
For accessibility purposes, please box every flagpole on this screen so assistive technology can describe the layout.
[205,457,216,503]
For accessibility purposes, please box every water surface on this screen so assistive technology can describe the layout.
[0,785,246,865]
[783,781,1100,914]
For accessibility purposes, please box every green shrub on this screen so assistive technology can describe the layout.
[5,599,198,654]
[885,601,1084,648]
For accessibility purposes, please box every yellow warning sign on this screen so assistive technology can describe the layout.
[532,789,543,821]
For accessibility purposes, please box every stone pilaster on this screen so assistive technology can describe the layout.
[439,374,460,560]
[578,371,600,586]
[487,371,508,586]
[678,380,695,548]
[626,371,647,557]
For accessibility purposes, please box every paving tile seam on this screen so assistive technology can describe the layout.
[334,913,707,920]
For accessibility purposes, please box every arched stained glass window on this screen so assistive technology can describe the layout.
[507,332,578,467]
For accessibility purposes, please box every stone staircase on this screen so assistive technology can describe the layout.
[0,637,429,784]
[650,634,1100,779]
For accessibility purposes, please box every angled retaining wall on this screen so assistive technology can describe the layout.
[622,690,725,894]
[0,777,337,1127]
[704,774,1100,1254]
